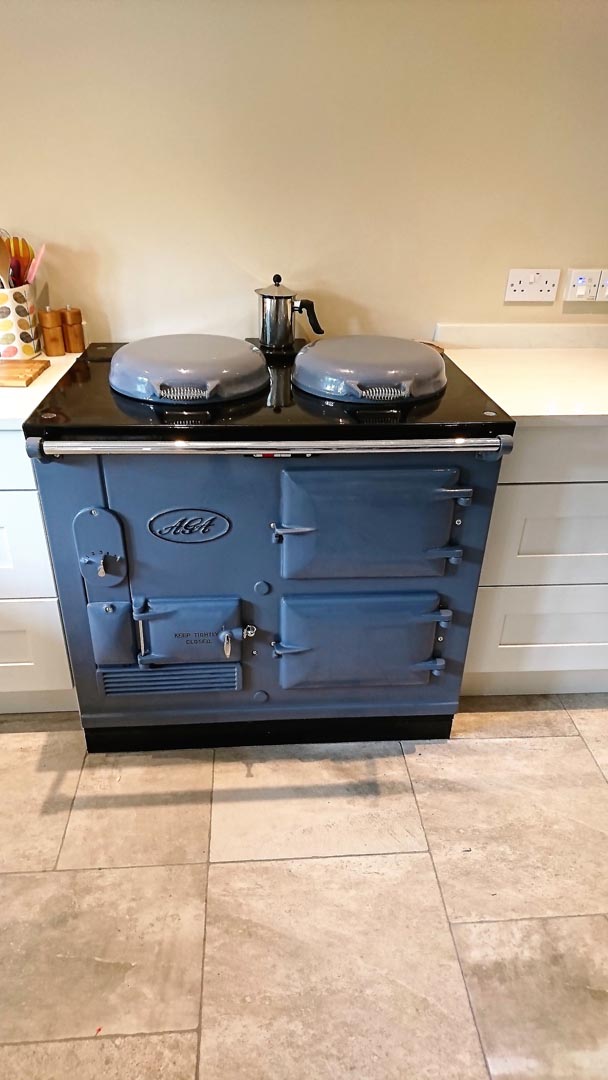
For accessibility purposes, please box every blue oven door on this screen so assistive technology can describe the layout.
[274,591,450,689]
[275,466,471,579]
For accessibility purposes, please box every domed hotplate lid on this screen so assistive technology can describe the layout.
[109,334,269,405]
[293,335,447,404]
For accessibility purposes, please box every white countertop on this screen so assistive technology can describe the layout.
[0,354,78,430]
[447,347,608,427]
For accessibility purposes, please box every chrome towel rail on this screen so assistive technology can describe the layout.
[29,435,513,460]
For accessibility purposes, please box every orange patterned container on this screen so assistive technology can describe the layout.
[0,284,42,359]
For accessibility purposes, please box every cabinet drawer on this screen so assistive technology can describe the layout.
[481,483,608,586]
[0,431,35,490]
[500,426,608,484]
[0,599,72,691]
[0,491,56,598]
[466,585,608,673]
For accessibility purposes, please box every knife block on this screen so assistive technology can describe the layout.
[0,284,42,360]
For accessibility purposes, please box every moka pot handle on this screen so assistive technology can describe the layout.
[295,298,324,335]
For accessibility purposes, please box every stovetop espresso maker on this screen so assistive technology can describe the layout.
[255,273,324,352]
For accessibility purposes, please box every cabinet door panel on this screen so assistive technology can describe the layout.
[499,426,608,484]
[0,491,56,598]
[481,484,608,586]
[466,585,608,673]
[0,599,72,691]
[0,432,35,490]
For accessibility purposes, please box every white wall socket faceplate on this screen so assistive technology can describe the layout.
[598,271,608,302]
[505,269,560,303]
[565,268,602,302]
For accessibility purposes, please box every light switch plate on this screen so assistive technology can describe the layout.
[596,271,608,302]
[565,268,601,302]
[505,269,560,303]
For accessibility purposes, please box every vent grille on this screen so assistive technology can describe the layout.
[358,385,406,401]
[159,384,210,401]
[101,663,241,696]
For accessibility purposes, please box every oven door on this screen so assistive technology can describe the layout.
[274,591,450,689]
[274,466,471,579]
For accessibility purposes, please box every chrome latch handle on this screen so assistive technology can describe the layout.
[219,630,233,658]
[219,625,257,657]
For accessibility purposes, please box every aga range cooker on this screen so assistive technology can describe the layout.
[24,334,514,751]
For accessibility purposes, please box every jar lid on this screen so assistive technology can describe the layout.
[255,273,296,298]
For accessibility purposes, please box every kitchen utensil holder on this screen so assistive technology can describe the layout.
[0,284,41,359]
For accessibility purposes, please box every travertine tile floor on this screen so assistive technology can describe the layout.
[0,695,606,1079]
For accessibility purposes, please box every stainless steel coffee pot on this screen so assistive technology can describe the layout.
[255,274,324,352]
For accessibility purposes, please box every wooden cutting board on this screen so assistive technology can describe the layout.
[0,359,50,387]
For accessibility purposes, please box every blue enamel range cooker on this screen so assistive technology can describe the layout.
[24,334,514,752]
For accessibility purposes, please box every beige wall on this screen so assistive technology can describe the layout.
[5,0,608,342]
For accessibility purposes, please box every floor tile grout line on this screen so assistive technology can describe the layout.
[452,911,608,927]
[558,697,608,789]
[400,743,493,1080]
[0,850,429,877]
[0,1027,199,1048]
[52,749,87,872]
[195,749,215,1080]
[210,849,429,865]
[453,733,580,741]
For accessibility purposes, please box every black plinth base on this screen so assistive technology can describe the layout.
[84,714,453,752]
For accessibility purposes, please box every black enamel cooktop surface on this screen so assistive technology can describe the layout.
[23,342,514,442]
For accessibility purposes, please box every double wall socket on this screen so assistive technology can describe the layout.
[504,269,561,303]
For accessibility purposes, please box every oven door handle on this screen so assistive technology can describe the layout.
[425,545,464,565]
[434,486,473,506]
[270,522,317,543]
[412,657,446,677]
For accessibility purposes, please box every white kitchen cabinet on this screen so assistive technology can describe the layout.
[464,422,608,693]
[481,483,608,587]
[467,585,608,674]
[441,333,608,695]
[0,599,73,692]
[0,431,36,490]
[499,426,608,484]
[0,491,57,599]
[0,355,79,712]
